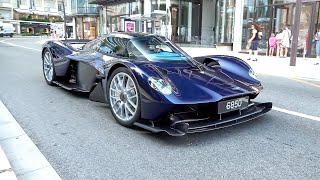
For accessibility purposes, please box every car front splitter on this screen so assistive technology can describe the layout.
[133,102,272,136]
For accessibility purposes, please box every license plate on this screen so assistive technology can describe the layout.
[217,97,249,114]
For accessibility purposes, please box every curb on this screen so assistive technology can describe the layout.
[0,146,17,180]
[0,100,61,180]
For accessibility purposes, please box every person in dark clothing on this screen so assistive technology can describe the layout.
[247,23,262,61]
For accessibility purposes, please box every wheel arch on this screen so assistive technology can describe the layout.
[104,62,135,103]
[106,63,128,81]
[42,47,50,59]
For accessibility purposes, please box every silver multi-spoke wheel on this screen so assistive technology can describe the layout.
[43,51,54,82]
[109,72,138,122]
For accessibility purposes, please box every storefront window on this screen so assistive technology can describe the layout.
[273,0,295,4]
[151,0,166,11]
[77,17,97,39]
[242,0,259,49]
[257,0,272,6]
[131,1,143,15]
[108,3,130,16]
[170,0,201,43]
[216,0,235,43]
[255,5,272,50]
[71,0,77,14]
[84,17,97,39]
[300,3,314,57]
[76,17,83,39]
[180,0,192,42]
[77,0,86,13]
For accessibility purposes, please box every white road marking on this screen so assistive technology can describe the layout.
[293,77,320,82]
[273,106,320,122]
[0,41,41,52]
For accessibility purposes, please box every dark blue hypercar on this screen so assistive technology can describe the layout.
[42,32,272,136]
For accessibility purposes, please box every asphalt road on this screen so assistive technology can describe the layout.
[1,37,320,180]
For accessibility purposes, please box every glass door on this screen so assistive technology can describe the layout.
[110,16,121,32]
[273,5,292,33]
[255,5,273,51]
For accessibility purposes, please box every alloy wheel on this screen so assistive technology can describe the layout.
[43,51,54,82]
[109,72,138,122]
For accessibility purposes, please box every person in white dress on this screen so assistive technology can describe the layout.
[281,26,291,57]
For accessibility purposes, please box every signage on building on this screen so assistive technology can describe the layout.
[125,21,135,32]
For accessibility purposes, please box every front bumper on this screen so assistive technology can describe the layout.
[134,102,272,136]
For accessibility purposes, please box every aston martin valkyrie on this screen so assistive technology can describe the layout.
[42,32,272,136]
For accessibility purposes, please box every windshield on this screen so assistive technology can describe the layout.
[127,36,192,62]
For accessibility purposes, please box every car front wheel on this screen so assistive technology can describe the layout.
[42,49,56,85]
[107,67,141,127]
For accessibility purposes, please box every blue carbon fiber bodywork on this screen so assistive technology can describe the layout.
[42,33,271,134]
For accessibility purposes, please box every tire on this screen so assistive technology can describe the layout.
[42,49,56,86]
[106,67,141,127]
[9,34,13,37]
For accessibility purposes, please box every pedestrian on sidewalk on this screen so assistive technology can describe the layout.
[247,23,262,61]
[314,29,320,65]
[275,29,283,57]
[269,33,276,56]
[281,25,291,57]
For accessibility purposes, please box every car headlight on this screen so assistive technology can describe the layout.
[148,77,172,95]
[249,69,258,80]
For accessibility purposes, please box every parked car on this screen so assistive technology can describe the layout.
[41,32,272,136]
[0,22,15,37]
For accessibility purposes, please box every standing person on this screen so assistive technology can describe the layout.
[275,29,283,57]
[314,28,320,65]
[268,33,276,56]
[247,23,262,61]
[281,25,291,57]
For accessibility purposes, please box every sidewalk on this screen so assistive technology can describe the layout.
[182,47,320,80]
[0,100,61,180]
[0,146,17,180]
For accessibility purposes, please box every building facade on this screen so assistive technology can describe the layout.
[88,0,320,57]
[90,0,236,48]
[69,0,99,39]
[0,0,68,35]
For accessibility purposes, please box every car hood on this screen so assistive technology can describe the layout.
[140,61,260,103]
